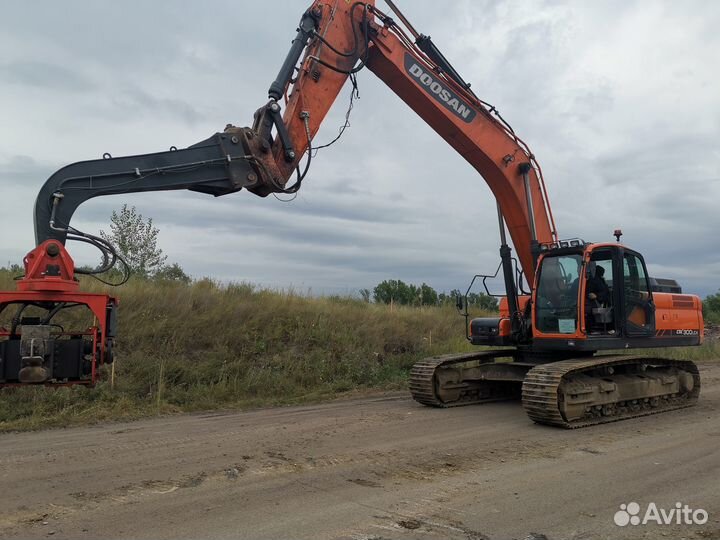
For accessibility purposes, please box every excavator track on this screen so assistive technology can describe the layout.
[522,355,700,428]
[410,350,521,407]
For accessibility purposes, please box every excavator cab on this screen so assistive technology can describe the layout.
[532,243,660,349]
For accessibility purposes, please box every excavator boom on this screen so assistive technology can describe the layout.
[273,0,557,282]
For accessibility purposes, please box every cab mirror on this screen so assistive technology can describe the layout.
[456,294,465,312]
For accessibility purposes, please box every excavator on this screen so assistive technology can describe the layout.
[0,1,704,427]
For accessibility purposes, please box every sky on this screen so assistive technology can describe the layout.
[1,0,718,297]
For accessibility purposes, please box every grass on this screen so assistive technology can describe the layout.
[641,340,719,362]
[0,271,477,431]
[0,268,717,432]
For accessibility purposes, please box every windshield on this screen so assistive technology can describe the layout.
[536,254,583,334]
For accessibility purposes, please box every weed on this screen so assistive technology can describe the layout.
[0,269,716,432]
[0,272,477,431]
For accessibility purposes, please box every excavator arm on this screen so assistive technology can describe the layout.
[32,2,367,248]
[34,0,556,281]
[6,1,560,387]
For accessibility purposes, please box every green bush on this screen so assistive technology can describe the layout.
[703,291,720,324]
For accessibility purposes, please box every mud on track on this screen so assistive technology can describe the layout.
[1,363,719,540]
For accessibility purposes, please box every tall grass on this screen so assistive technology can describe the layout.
[0,269,717,432]
[0,270,476,431]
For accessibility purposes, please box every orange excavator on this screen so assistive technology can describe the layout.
[0,1,704,427]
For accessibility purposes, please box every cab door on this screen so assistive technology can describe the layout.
[620,250,656,337]
[585,247,618,335]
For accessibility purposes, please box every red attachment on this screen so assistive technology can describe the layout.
[0,242,118,386]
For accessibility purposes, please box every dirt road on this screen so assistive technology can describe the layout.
[2,364,719,540]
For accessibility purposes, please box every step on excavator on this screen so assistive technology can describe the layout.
[0,1,703,426]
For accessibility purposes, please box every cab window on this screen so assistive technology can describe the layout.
[623,252,654,334]
[623,254,649,295]
[536,254,582,334]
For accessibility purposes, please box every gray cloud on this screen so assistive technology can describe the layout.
[595,134,716,187]
[0,61,91,91]
[0,0,718,298]
[109,86,205,126]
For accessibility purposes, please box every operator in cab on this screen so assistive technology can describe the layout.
[587,265,610,306]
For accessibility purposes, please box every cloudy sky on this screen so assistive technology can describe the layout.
[1,0,718,297]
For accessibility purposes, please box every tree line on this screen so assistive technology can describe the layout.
[364,279,498,310]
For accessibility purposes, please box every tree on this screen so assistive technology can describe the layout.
[419,283,438,306]
[372,280,439,306]
[468,292,499,311]
[100,204,168,278]
[359,288,371,303]
[5,262,23,274]
[373,279,411,305]
[704,290,720,324]
[154,262,191,284]
[438,289,498,311]
[439,289,462,306]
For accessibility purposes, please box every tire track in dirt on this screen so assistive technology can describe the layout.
[1,364,718,539]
